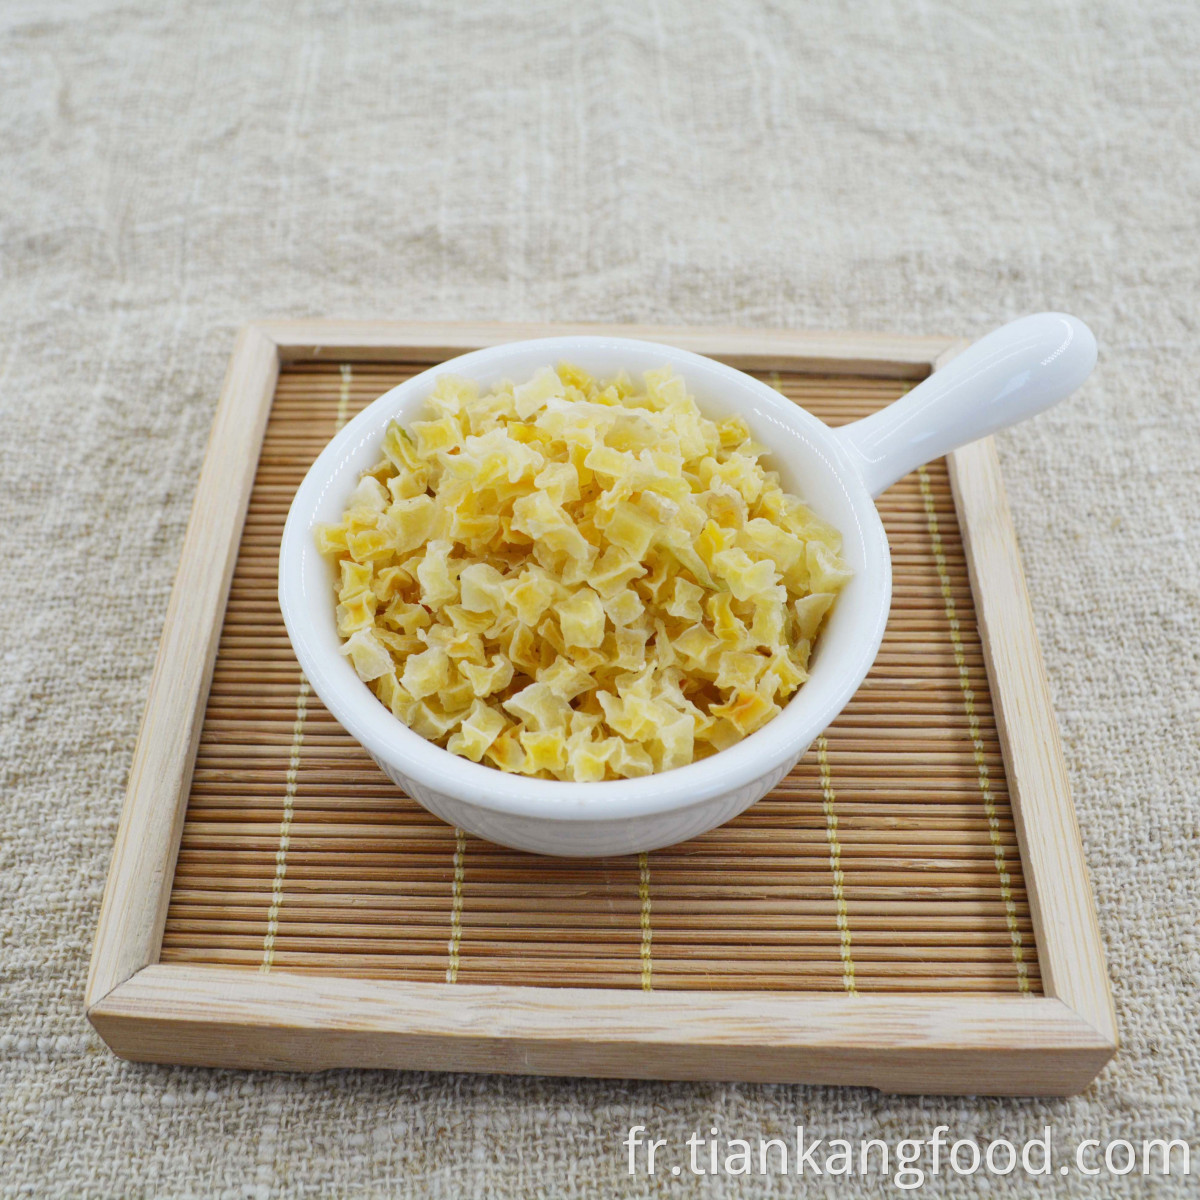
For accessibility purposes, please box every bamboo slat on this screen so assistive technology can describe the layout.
[158,360,1039,996]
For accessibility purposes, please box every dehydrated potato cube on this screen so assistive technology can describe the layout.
[793,591,837,640]
[503,568,557,627]
[400,646,450,699]
[446,701,507,762]
[610,738,654,778]
[603,501,658,560]
[459,654,514,699]
[336,594,377,637]
[341,628,393,682]
[807,541,853,593]
[557,587,606,649]
[711,689,778,736]
[383,495,436,555]
[603,588,645,627]
[502,681,571,732]
[715,650,766,692]
[519,729,568,774]
[346,527,394,564]
[315,522,349,554]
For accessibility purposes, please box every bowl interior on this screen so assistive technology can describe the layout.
[279,337,891,819]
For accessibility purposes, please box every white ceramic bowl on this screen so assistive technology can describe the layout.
[279,314,1095,856]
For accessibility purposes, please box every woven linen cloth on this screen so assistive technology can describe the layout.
[2,0,1197,1195]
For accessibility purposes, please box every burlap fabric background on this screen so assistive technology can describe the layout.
[3,0,1197,1195]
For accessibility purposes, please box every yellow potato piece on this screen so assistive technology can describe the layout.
[317,364,852,779]
[557,587,606,649]
[446,701,507,762]
[400,646,450,700]
[519,729,568,774]
[315,523,349,554]
[603,501,658,560]
[341,628,393,682]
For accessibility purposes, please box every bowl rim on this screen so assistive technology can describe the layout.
[278,336,892,822]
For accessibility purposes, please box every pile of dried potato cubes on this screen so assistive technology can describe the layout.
[316,364,851,781]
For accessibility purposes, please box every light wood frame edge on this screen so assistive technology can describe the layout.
[940,348,1117,1050]
[253,319,951,378]
[89,965,1112,1096]
[85,325,281,1009]
[85,321,1116,1095]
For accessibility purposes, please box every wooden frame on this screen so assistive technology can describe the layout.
[86,322,1116,1095]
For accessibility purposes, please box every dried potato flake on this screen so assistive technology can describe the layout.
[316,365,851,780]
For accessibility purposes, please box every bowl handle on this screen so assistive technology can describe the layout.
[834,313,1097,498]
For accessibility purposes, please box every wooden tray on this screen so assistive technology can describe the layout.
[86,322,1116,1095]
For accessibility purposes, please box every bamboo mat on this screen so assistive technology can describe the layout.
[162,362,1038,995]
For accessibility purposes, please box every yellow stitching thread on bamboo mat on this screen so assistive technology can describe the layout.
[260,675,309,972]
[260,365,354,973]
[638,852,653,991]
[771,370,857,995]
[446,828,466,983]
[917,465,1030,993]
[818,733,857,994]
[337,362,353,427]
